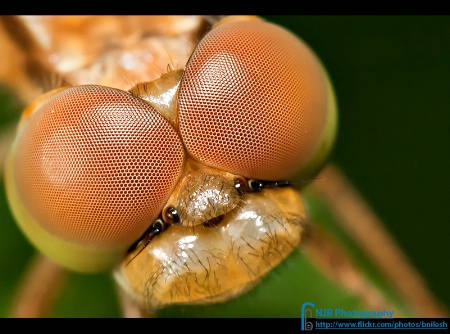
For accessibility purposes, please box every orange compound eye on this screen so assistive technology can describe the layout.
[11,85,185,250]
[178,19,334,181]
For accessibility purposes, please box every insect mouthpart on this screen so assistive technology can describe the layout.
[115,185,307,310]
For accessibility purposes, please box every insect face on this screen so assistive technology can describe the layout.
[4,16,337,308]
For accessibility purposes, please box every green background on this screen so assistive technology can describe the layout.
[0,15,448,317]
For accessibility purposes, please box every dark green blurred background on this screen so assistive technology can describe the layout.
[267,15,450,308]
[0,16,449,317]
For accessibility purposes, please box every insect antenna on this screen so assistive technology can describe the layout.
[125,219,166,267]
[248,177,325,191]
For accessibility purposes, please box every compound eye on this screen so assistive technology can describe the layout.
[178,19,337,181]
[6,85,185,271]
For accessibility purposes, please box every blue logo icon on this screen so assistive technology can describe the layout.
[301,302,315,331]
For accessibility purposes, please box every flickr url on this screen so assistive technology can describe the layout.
[315,319,448,329]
